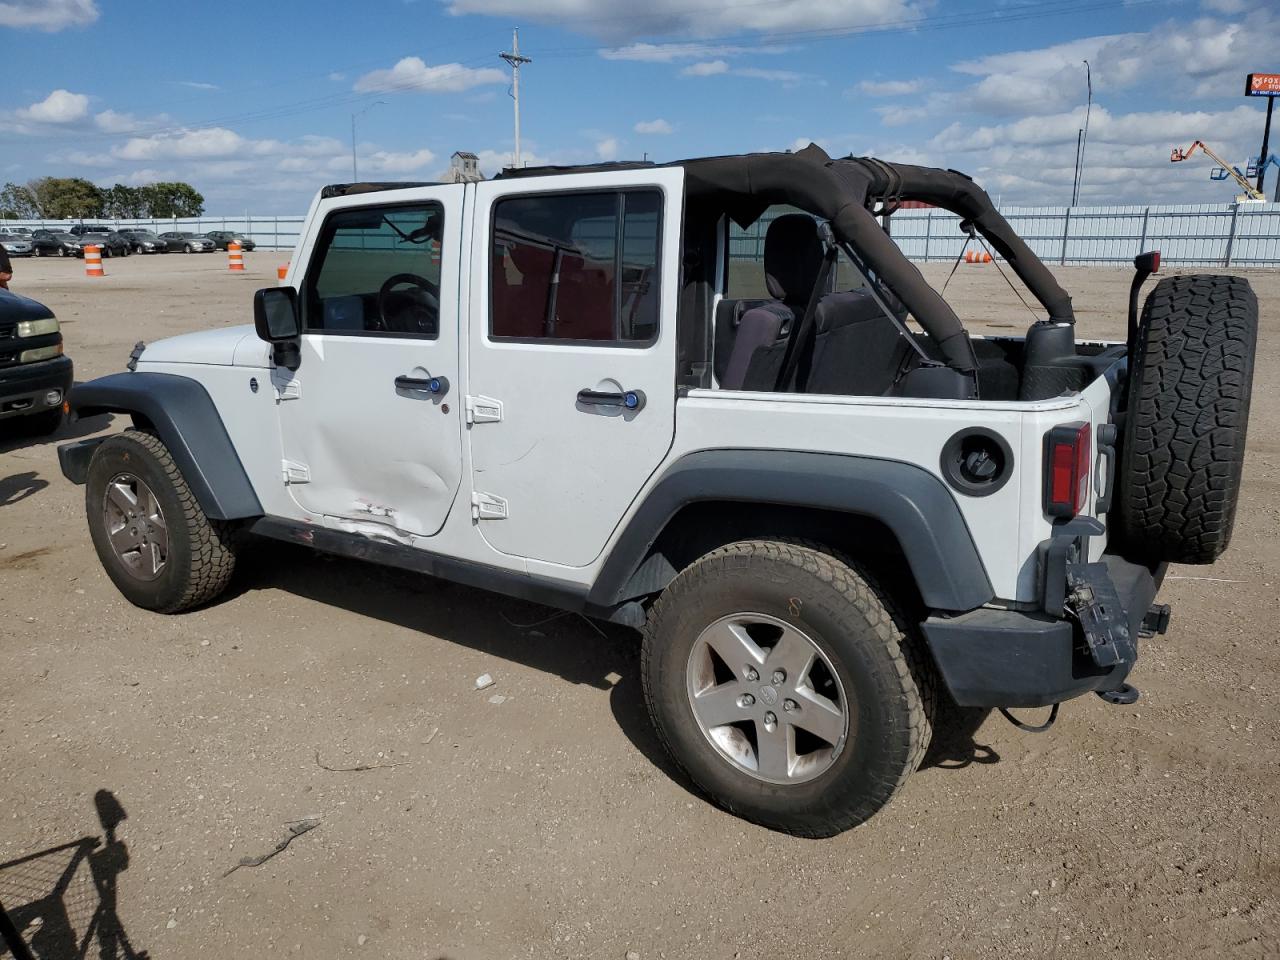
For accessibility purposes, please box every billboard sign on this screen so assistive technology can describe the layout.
[1245,73,1280,97]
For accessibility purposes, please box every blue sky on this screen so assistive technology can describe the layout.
[2,0,1275,213]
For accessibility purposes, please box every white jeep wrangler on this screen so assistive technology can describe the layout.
[59,145,1257,836]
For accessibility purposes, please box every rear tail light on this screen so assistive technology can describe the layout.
[1044,422,1091,518]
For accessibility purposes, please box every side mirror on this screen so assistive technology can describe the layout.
[254,286,300,341]
[253,286,301,370]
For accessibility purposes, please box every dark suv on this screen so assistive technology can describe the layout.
[0,289,72,436]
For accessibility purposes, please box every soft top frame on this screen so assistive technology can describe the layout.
[502,145,1076,374]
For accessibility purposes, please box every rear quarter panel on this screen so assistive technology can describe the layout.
[670,389,1097,603]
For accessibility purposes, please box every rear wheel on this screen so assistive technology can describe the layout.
[642,539,934,837]
[1112,275,1258,564]
[85,430,237,612]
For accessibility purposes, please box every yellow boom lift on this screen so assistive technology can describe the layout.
[1171,140,1265,202]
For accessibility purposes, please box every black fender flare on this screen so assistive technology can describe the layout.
[587,449,994,613]
[62,371,263,521]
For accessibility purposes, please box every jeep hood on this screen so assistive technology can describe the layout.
[139,324,268,367]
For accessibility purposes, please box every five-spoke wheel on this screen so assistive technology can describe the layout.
[687,613,849,784]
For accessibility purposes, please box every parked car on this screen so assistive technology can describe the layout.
[75,230,131,257]
[158,231,215,253]
[57,148,1258,836]
[117,229,169,254]
[0,233,34,257]
[31,230,80,257]
[69,224,113,236]
[0,287,72,436]
[204,231,256,251]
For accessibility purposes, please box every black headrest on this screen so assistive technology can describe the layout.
[764,213,824,305]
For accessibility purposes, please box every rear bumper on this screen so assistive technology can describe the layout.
[0,355,73,419]
[922,554,1164,708]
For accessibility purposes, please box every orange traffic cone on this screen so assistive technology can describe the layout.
[277,263,289,283]
[228,241,245,272]
[84,245,104,277]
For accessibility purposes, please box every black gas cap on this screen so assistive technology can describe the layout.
[941,427,1014,497]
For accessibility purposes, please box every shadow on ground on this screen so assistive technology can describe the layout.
[0,790,148,960]
[237,542,1000,800]
[0,413,113,456]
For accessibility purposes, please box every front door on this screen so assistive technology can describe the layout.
[277,187,464,538]
[467,168,683,567]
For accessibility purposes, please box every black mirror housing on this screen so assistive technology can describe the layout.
[254,286,301,342]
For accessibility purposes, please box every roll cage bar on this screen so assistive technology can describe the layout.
[506,144,1076,378]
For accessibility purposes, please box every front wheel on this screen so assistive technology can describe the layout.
[642,540,935,837]
[85,430,237,613]
[184,244,193,253]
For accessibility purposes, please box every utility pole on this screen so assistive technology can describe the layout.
[500,28,532,169]
[351,100,386,181]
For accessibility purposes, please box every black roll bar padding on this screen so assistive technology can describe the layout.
[681,144,978,374]
[837,157,1076,325]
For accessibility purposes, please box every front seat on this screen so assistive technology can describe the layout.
[716,214,826,391]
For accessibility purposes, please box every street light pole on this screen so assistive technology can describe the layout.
[350,101,386,182]
[1073,60,1093,206]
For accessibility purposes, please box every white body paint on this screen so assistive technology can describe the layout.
[135,168,1117,606]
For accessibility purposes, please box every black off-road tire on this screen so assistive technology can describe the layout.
[85,429,237,612]
[1113,275,1257,565]
[641,539,935,837]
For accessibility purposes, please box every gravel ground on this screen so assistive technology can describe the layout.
[1,251,1277,959]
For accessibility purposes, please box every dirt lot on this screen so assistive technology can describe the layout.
[1,251,1277,959]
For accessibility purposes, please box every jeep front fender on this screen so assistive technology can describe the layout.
[588,449,994,613]
[61,371,263,521]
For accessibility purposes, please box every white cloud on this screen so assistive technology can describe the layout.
[734,67,811,84]
[634,118,673,134]
[446,0,919,41]
[932,104,1260,153]
[115,127,248,161]
[0,0,97,31]
[682,61,815,85]
[328,72,346,82]
[356,148,437,173]
[875,104,929,127]
[94,110,146,134]
[951,11,1277,115]
[595,137,620,161]
[173,80,219,91]
[18,89,90,124]
[855,78,923,96]
[600,41,791,62]
[682,60,729,76]
[354,57,506,93]
[1201,0,1245,11]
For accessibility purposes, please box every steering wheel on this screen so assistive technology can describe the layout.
[377,273,440,335]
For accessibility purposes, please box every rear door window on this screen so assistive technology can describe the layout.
[490,190,662,345]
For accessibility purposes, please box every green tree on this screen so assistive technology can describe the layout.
[142,182,204,218]
[30,177,104,219]
[0,182,42,219]
[102,183,148,218]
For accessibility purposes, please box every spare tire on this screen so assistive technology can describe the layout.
[1112,274,1257,565]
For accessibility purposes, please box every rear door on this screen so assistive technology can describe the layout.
[466,169,683,567]
[275,186,464,538]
